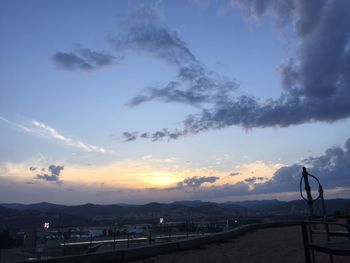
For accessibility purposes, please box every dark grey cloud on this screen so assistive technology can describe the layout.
[118,7,237,141]
[242,136,350,195]
[110,7,237,109]
[165,175,219,190]
[109,7,198,67]
[124,1,350,141]
[244,176,267,184]
[53,48,118,71]
[131,128,185,142]
[229,172,240,176]
[127,67,238,107]
[182,175,219,187]
[36,165,64,183]
[29,166,37,171]
[123,131,139,142]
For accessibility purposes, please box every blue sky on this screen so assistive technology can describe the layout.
[1,0,350,204]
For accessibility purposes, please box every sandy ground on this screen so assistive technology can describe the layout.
[133,226,349,263]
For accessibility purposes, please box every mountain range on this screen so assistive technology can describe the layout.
[1,199,349,229]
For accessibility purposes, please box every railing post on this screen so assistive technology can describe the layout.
[63,235,66,256]
[113,230,116,250]
[301,222,311,263]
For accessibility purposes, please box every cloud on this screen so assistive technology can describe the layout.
[141,136,350,200]
[32,120,108,153]
[109,7,198,67]
[36,165,64,183]
[182,175,219,187]
[1,116,110,154]
[1,137,349,202]
[48,5,350,142]
[109,7,237,109]
[0,116,32,133]
[127,67,238,107]
[187,0,350,130]
[244,176,267,184]
[124,129,184,142]
[123,131,139,142]
[53,47,118,71]
[29,166,37,171]
[182,136,350,199]
[229,172,240,176]
[123,1,350,141]
[166,175,219,190]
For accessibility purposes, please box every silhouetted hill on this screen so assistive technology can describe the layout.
[223,200,284,211]
[171,200,215,207]
[0,205,88,229]
[1,198,349,229]
[1,202,66,211]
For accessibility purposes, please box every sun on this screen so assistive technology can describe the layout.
[143,172,181,187]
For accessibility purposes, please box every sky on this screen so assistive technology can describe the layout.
[0,0,350,204]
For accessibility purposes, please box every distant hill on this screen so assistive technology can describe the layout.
[1,198,349,229]
[223,199,283,210]
[171,200,215,207]
[1,202,67,211]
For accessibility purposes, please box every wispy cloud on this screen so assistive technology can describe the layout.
[0,116,32,133]
[32,120,108,153]
[0,116,109,153]
[111,7,237,109]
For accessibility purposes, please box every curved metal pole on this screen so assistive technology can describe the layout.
[302,167,315,218]
[301,167,327,219]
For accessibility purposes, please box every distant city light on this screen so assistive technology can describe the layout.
[44,222,50,229]
[160,217,164,224]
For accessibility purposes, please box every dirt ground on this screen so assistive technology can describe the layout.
[133,226,349,263]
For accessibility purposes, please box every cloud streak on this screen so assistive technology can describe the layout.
[1,116,109,153]
[0,116,32,133]
[32,120,108,153]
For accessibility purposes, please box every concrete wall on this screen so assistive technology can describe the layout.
[15,221,300,263]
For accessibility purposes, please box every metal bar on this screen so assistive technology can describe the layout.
[302,222,312,263]
[302,167,314,219]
